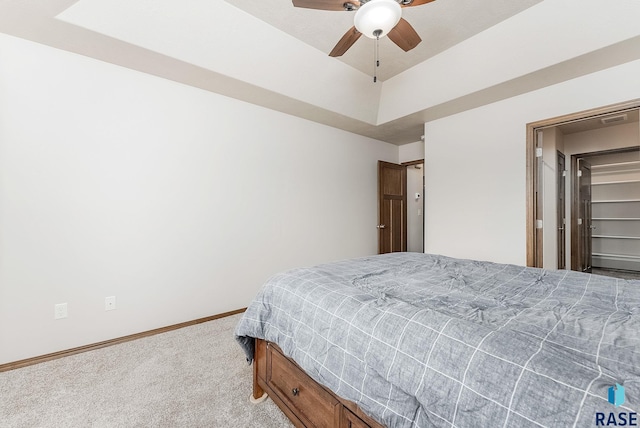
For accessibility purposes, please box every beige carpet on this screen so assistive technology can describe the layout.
[0,313,294,427]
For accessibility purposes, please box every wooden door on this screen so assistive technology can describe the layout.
[557,152,566,269]
[378,161,407,254]
[577,159,593,272]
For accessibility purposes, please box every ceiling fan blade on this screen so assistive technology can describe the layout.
[400,0,436,7]
[292,0,359,11]
[329,26,362,57]
[387,18,422,52]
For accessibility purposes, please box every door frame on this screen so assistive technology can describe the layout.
[557,151,566,270]
[402,159,425,253]
[572,157,593,272]
[526,99,640,267]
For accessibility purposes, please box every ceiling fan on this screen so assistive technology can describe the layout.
[292,0,436,57]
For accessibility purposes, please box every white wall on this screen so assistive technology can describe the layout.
[0,34,398,364]
[423,59,640,265]
[563,122,640,154]
[399,141,425,163]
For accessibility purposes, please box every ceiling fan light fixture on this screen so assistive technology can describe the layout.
[354,0,402,39]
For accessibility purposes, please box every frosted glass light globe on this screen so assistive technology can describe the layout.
[354,0,402,39]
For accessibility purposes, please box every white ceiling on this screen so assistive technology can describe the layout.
[222,0,541,81]
[1,0,640,145]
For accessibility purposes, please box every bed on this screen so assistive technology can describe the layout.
[235,252,639,427]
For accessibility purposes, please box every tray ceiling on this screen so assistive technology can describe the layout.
[223,0,542,81]
[2,0,639,145]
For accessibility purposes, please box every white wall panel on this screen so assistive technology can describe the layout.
[0,34,397,364]
[423,60,640,265]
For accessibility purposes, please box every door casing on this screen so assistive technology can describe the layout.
[557,151,566,270]
[572,157,592,272]
[526,99,640,267]
[569,147,640,271]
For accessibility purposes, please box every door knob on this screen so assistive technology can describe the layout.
[376,224,386,229]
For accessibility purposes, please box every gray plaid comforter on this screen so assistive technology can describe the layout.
[235,253,640,427]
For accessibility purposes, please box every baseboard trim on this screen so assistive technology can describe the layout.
[0,308,246,373]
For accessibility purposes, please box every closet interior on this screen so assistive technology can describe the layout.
[590,150,640,273]
[540,107,640,279]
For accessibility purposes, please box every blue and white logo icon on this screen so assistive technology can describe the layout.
[608,383,625,407]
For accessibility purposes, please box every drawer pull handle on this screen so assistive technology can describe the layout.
[292,387,299,396]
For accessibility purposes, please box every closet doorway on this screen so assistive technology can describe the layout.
[527,100,640,279]
[571,147,640,277]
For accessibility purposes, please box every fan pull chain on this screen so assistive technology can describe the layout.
[373,30,382,83]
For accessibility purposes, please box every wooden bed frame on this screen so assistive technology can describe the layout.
[252,338,385,428]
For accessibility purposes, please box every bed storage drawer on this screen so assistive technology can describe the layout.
[267,344,339,428]
[341,407,371,428]
[256,340,382,428]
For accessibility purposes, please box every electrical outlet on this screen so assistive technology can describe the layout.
[105,296,116,311]
[54,303,68,319]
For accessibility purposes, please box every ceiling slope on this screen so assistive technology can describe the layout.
[1,0,640,145]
